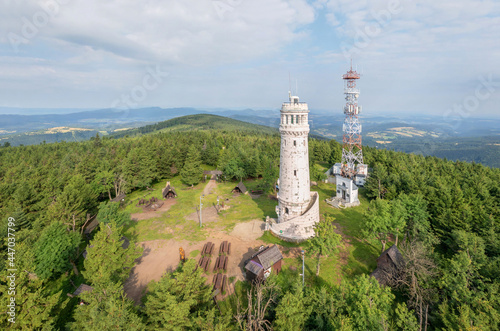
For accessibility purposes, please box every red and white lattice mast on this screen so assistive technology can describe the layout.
[341,61,363,179]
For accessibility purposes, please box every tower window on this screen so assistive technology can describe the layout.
[294,170,297,176]
[293,140,296,146]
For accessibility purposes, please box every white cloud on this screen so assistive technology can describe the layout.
[12,0,315,65]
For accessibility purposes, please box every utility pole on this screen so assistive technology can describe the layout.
[199,194,204,228]
[301,250,305,286]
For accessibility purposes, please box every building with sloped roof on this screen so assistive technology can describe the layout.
[371,245,405,286]
[162,181,177,198]
[232,181,247,194]
[244,245,283,282]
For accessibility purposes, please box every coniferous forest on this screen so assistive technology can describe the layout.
[0,115,499,330]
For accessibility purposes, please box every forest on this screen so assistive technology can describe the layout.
[0,114,499,330]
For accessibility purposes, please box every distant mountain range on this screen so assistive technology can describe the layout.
[0,107,498,167]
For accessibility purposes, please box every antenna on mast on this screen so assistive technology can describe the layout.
[288,72,292,100]
[296,79,298,96]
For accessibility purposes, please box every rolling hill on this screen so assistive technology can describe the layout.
[110,114,279,138]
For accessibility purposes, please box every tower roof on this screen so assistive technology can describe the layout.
[281,91,308,112]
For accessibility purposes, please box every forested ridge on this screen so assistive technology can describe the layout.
[0,115,499,330]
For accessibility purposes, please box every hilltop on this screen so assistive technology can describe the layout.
[111,113,278,138]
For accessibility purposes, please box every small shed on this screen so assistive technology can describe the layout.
[204,170,223,182]
[83,217,99,236]
[162,181,177,199]
[110,193,126,203]
[370,245,405,286]
[244,245,283,282]
[68,284,93,298]
[120,236,130,249]
[232,181,247,194]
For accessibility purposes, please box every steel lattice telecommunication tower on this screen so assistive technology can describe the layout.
[341,62,364,179]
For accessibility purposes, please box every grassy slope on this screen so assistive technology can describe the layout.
[258,182,381,288]
[112,114,278,138]
[122,174,380,289]
[122,177,278,243]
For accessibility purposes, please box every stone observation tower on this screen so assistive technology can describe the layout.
[268,92,320,242]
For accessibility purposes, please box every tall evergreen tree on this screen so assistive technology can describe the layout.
[69,282,145,330]
[143,259,214,329]
[34,222,81,279]
[82,223,142,288]
[180,145,203,186]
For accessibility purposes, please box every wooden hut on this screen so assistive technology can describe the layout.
[67,284,93,299]
[83,216,99,237]
[244,245,283,282]
[203,170,223,182]
[110,193,126,203]
[370,245,405,286]
[232,181,247,194]
[162,181,177,199]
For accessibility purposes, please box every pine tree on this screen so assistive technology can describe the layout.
[308,215,342,276]
[82,223,142,288]
[180,145,203,186]
[34,222,81,279]
[144,259,213,329]
[274,282,309,331]
[69,282,145,330]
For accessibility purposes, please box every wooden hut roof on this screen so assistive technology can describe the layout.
[204,170,223,175]
[236,181,247,194]
[73,284,93,296]
[120,236,130,249]
[380,245,404,269]
[162,184,177,197]
[245,260,264,275]
[110,193,126,203]
[370,245,405,285]
[256,245,283,270]
[83,217,99,235]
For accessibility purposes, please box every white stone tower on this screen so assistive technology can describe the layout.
[269,92,320,242]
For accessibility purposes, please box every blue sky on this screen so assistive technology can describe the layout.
[0,0,499,118]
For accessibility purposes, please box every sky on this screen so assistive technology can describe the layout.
[1,0,499,118]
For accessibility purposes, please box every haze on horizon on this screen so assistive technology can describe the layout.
[1,0,499,118]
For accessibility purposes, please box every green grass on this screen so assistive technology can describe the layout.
[123,177,280,242]
[189,250,200,258]
[276,254,341,289]
[205,179,278,232]
[123,177,209,242]
[258,231,300,248]
[314,182,380,277]
[121,170,380,290]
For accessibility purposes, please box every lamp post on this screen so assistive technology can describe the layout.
[301,250,305,286]
[216,196,220,213]
[199,194,204,228]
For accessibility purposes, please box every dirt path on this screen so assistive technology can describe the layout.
[130,198,177,221]
[203,177,217,196]
[124,219,266,304]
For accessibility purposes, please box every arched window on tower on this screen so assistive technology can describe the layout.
[294,140,296,147]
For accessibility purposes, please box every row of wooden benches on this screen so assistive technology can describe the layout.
[198,255,230,272]
[213,255,228,272]
[212,273,227,293]
[197,256,211,272]
[201,241,232,257]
